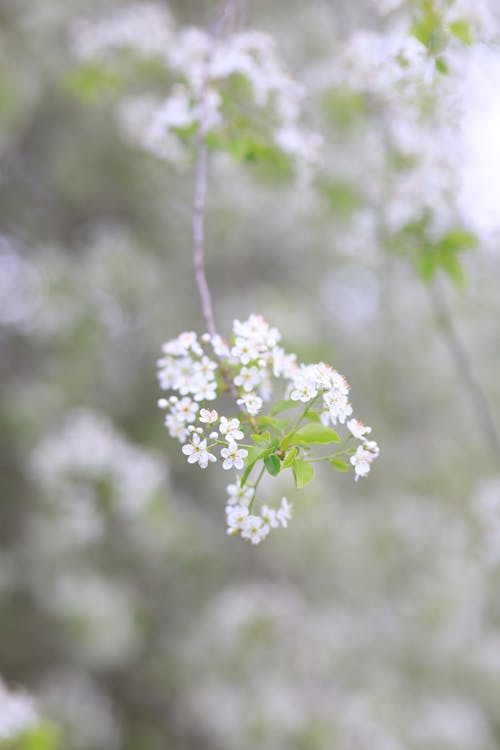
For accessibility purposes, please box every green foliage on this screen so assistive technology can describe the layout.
[449,19,473,45]
[0,724,60,750]
[294,423,340,445]
[292,458,315,489]
[390,214,478,285]
[264,453,281,476]
[270,400,297,416]
[330,459,350,472]
[252,430,272,444]
[63,62,122,103]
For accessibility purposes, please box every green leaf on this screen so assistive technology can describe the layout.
[435,57,449,74]
[282,447,299,469]
[439,228,478,252]
[258,416,288,431]
[449,19,473,45]
[264,454,281,476]
[330,459,350,472]
[294,423,340,445]
[293,459,315,489]
[270,399,297,416]
[304,411,321,423]
[240,443,278,486]
[252,431,271,444]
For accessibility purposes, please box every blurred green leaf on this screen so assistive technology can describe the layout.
[449,19,473,45]
[330,459,350,472]
[294,423,340,445]
[293,459,315,489]
[264,454,281,476]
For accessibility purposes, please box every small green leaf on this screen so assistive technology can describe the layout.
[258,416,288,431]
[264,454,281,476]
[330,459,350,472]
[449,19,473,45]
[293,459,315,489]
[282,447,299,469]
[294,423,340,445]
[241,443,278,486]
[304,411,321,423]
[435,57,449,74]
[270,399,297,416]
[252,431,271,444]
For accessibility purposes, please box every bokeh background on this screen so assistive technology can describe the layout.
[2,0,500,748]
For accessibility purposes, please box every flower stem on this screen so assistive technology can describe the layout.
[249,463,266,513]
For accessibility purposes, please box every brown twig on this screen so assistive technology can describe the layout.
[428,281,500,468]
[191,1,258,423]
[192,0,236,338]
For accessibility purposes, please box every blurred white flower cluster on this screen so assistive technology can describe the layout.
[70,3,322,180]
[157,314,378,544]
[31,409,168,518]
[0,679,39,741]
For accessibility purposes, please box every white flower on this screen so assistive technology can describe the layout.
[173,397,198,423]
[182,433,216,468]
[347,419,372,439]
[363,440,380,457]
[226,481,253,506]
[0,680,39,741]
[261,504,279,529]
[272,346,298,378]
[231,336,261,365]
[209,333,231,357]
[322,389,353,424]
[234,365,262,392]
[165,415,189,443]
[220,440,248,471]
[237,392,263,415]
[277,497,293,528]
[199,408,218,424]
[241,514,269,544]
[193,355,217,380]
[226,504,250,535]
[219,416,244,442]
[290,377,318,403]
[350,445,374,480]
[193,380,217,401]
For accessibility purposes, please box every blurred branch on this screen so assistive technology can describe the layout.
[429,281,500,468]
[192,0,236,337]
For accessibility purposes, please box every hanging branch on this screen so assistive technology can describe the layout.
[192,0,235,338]
[428,281,500,468]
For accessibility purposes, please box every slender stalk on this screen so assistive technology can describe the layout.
[249,464,266,513]
[192,0,236,337]
[428,281,500,468]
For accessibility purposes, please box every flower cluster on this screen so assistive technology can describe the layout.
[157,314,379,543]
[71,4,322,181]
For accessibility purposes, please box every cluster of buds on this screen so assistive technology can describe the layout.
[157,315,379,544]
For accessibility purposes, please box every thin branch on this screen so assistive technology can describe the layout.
[428,281,500,468]
[192,0,236,337]
[191,0,256,418]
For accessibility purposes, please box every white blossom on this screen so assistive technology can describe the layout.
[226,481,254,506]
[241,514,269,544]
[226,504,250,535]
[234,365,262,392]
[237,392,263,416]
[199,408,218,424]
[220,441,248,471]
[347,419,372,440]
[219,417,244,442]
[277,497,293,528]
[182,433,216,468]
